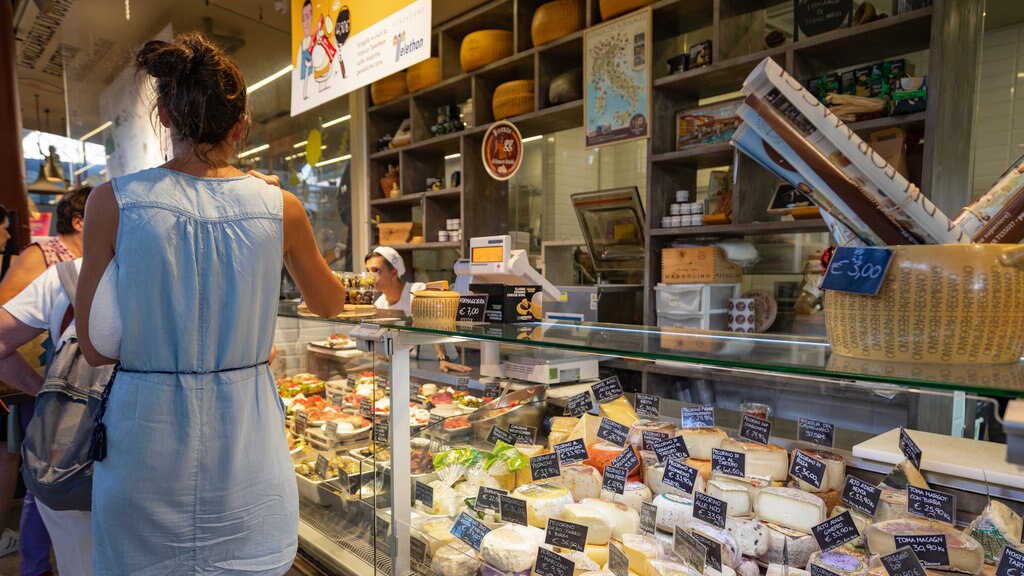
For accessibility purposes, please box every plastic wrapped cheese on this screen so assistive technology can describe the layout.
[432,542,483,576]
[790,449,846,493]
[866,518,984,575]
[720,439,788,481]
[622,534,662,575]
[600,481,652,513]
[562,502,614,545]
[513,482,574,529]
[653,493,694,533]
[807,550,868,576]
[417,480,460,516]
[581,498,640,540]
[627,420,677,455]
[675,427,727,460]
[559,464,603,502]
[969,500,1024,564]
[725,516,769,557]
[754,487,827,534]
[681,517,741,568]
[480,524,545,573]
[586,442,641,481]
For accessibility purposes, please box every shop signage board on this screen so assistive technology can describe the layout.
[583,8,652,148]
[482,121,524,180]
[290,0,432,116]
[794,0,853,40]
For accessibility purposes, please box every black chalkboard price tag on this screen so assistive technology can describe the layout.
[799,417,835,447]
[739,414,772,445]
[531,453,562,481]
[591,376,624,404]
[597,418,630,447]
[545,518,589,552]
[476,486,507,512]
[841,475,881,516]
[642,430,669,452]
[602,465,627,495]
[996,544,1024,576]
[450,511,491,551]
[640,502,657,535]
[535,547,576,576]
[635,394,661,419]
[456,295,489,323]
[895,534,950,567]
[880,546,929,576]
[554,439,589,466]
[694,491,728,529]
[811,564,841,576]
[609,445,640,474]
[821,246,894,296]
[293,411,309,436]
[499,494,528,526]
[415,480,434,510]
[331,392,345,408]
[790,450,828,490]
[315,454,329,479]
[360,399,372,418]
[410,536,427,564]
[908,486,956,525]
[454,377,470,393]
[711,448,745,478]
[662,459,699,494]
[428,413,445,428]
[373,419,389,444]
[566,391,596,417]
[681,406,715,428]
[510,424,538,445]
[674,526,707,575]
[794,0,853,39]
[653,436,690,463]
[484,382,503,399]
[691,531,723,571]
[900,427,923,470]
[325,420,339,441]
[486,426,515,446]
[609,542,630,576]
[811,511,861,551]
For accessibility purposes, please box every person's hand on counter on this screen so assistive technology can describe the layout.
[439,360,472,374]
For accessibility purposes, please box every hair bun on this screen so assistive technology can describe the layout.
[135,39,195,80]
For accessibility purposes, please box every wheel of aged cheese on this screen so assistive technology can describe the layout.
[866,519,985,575]
[493,80,536,120]
[562,502,614,545]
[675,427,727,460]
[598,0,653,20]
[807,550,868,576]
[627,420,677,455]
[460,30,513,72]
[706,478,752,517]
[652,493,694,533]
[753,487,827,534]
[558,464,603,502]
[531,0,584,46]
[512,482,573,529]
[370,71,408,105]
[432,541,482,576]
[720,439,788,481]
[580,498,640,539]
[406,57,440,93]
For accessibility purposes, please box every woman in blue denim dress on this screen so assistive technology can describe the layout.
[73,33,346,574]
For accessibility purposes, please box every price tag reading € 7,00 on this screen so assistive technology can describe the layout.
[456,295,488,323]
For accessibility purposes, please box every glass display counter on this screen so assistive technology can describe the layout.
[277,302,1024,576]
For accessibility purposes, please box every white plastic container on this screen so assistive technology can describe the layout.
[439,230,450,242]
[655,283,740,314]
[661,216,672,228]
[657,311,729,331]
[669,203,682,215]
[676,189,691,203]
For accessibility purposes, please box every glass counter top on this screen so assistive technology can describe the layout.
[279,302,1024,397]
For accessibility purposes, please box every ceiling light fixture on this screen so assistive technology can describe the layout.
[293,140,308,148]
[322,114,351,128]
[444,153,461,160]
[315,154,352,167]
[79,121,112,141]
[248,65,293,93]
[238,143,269,158]
[522,135,543,143]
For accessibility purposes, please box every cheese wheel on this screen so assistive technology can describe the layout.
[754,487,827,534]
[432,542,482,576]
[599,396,640,427]
[513,482,573,529]
[831,505,872,547]
[969,500,1024,563]
[725,516,769,557]
[875,487,911,521]
[622,534,661,576]
[706,478,752,517]
[531,0,584,47]
[644,460,705,497]
[460,30,513,72]
[586,442,641,481]
[585,544,610,566]
[627,420,677,455]
[807,550,868,576]
[370,71,408,105]
[710,472,771,500]
[492,79,535,120]
[480,524,545,572]
[675,427,727,460]
[420,517,457,554]
[767,564,809,576]
[581,498,640,540]
[736,559,760,576]
[516,444,550,487]
[644,560,700,576]
[559,464,603,502]
[545,548,600,576]
[681,517,741,568]
[684,458,711,482]
[763,523,818,567]
[866,519,984,575]
[720,439,788,481]
[600,481,652,513]
[653,493,694,533]
[791,449,846,493]
[562,502,614,545]
[406,57,440,93]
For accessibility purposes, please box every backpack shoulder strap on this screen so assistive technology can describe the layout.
[55,262,79,335]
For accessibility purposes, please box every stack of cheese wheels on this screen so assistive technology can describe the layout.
[866,519,985,575]
[719,439,788,481]
[675,427,727,481]
[460,30,513,72]
[512,481,573,529]
[586,442,641,481]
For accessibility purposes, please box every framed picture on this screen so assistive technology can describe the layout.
[767,183,815,215]
[584,8,652,149]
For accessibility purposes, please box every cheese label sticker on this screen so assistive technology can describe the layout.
[635,393,660,418]
[643,430,670,451]
[486,425,515,446]
[790,450,827,490]
[880,546,929,576]
[840,474,881,517]
[674,526,707,575]
[811,564,842,576]
[499,494,528,526]
[608,445,640,474]
[510,423,538,445]
[609,542,630,576]
[900,427,923,470]
[415,481,434,509]
[484,382,503,399]
[566,391,596,417]
[895,534,950,567]
[450,511,491,551]
[908,485,956,525]
[799,417,835,447]
[694,491,728,529]
[315,454,329,479]
[602,465,628,495]
[597,417,630,447]
[554,438,589,465]
[545,518,589,552]
[476,486,507,512]
[640,501,658,535]
[811,510,861,551]
[711,448,745,478]
[662,459,700,494]
[690,530,723,571]
[996,544,1024,576]
[653,436,690,463]
[591,376,625,404]
[531,453,562,481]
[410,536,427,563]
[739,413,772,445]
[681,406,715,428]
[535,547,576,576]
[293,411,309,436]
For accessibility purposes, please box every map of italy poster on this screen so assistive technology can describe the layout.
[584,8,652,148]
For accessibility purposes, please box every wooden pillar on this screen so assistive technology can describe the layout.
[0,0,30,252]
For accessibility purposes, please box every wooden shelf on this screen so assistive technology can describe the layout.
[792,6,934,69]
[654,48,787,98]
[463,99,584,139]
[849,111,928,134]
[403,131,464,156]
[650,219,829,238]
[651,142,735,169]
[425,188,462,200]
[368,94,410,116]
[374,241,463,251]
[370,148,400,161]
[370,192,425,207]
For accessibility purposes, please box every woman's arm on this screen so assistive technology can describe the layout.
[0,246,45,305]
[0,311,46,395]
[282,191,346,318]
[76,183,118,367]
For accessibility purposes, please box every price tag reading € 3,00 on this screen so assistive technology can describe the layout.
[821,246,894,296]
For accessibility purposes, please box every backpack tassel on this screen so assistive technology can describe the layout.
[89,364,119,462]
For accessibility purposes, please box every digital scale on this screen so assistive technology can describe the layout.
[453,234,563,302]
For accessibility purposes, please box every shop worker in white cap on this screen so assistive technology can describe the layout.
[365,247,470,373]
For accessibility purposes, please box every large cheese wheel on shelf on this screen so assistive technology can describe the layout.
[513,482,573,529]
[480,524,545,572]
[720,439,788,481]
[754,487,827,534]
[531,0,584,47]
[559,464,603,502]
[790,448,846,493]
[370,71,408,105]
[600,480,652,513]
[684,457,711,482]
[406,57,440,93]
[586,442,641,481]
[493,80,535,120]
[598,0,653,21]
[807,550,868,576]
[627,420,677,455]
[580,498,640,540]
[460,30,513,72]
[432,542,482,576]
[675,427,727,460]
[866,519,985,575]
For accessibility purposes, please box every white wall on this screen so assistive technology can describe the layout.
[972,23,1024,198]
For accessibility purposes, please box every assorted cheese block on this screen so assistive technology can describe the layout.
[432,541,483,576]
[762,523,819,567]
[622,534,661,575]
[725,516,770,557]
[587,442,642,481]
[767,564,809,576]
[419,480,460,515]
[513,482,574,529]
[627,420,677,455]
[754,487,827,534]
[720,439,789,481]
[480,524,545,573]
[420,517,457,554]
[807,550,868,576]
[682,517,741,568]
[645,459,706,497]
[707,478,752,517]
[568,414,603,448]
[968,500,1024,563]
[562,502,614,545]
[600,481,653,513]
[710,473,771,501]
[737,560,761,576]
[645,559,701,576]
[516,444,550,486]
[585,543,610,566]
[875,487,911,522]
[653,493,694,533]
[581,498,641,540]
[599,396,641,427]
[559,464,603,502]
[881,459,930,491]
[790,449,846,493]
[685,458,712,482]
[676,427,728,460]
[865,518,985,575]
[549,417,579,449]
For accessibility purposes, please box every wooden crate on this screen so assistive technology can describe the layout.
[661,246,742,284]
[378,222,422,245]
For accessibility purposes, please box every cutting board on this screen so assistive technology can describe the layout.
[852,428,1024,489]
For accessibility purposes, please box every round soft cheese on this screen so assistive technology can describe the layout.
[480,524,545,572]
[580,497,640,540]
[432,542,482,576]
[675,427,727,459]
[653,493,694,533]
[600,481,652,513]
[562,502,615,545]
[808,550,868,576]
[720,439,788,481]
[559,464,603,502]
[513,482,574,529]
